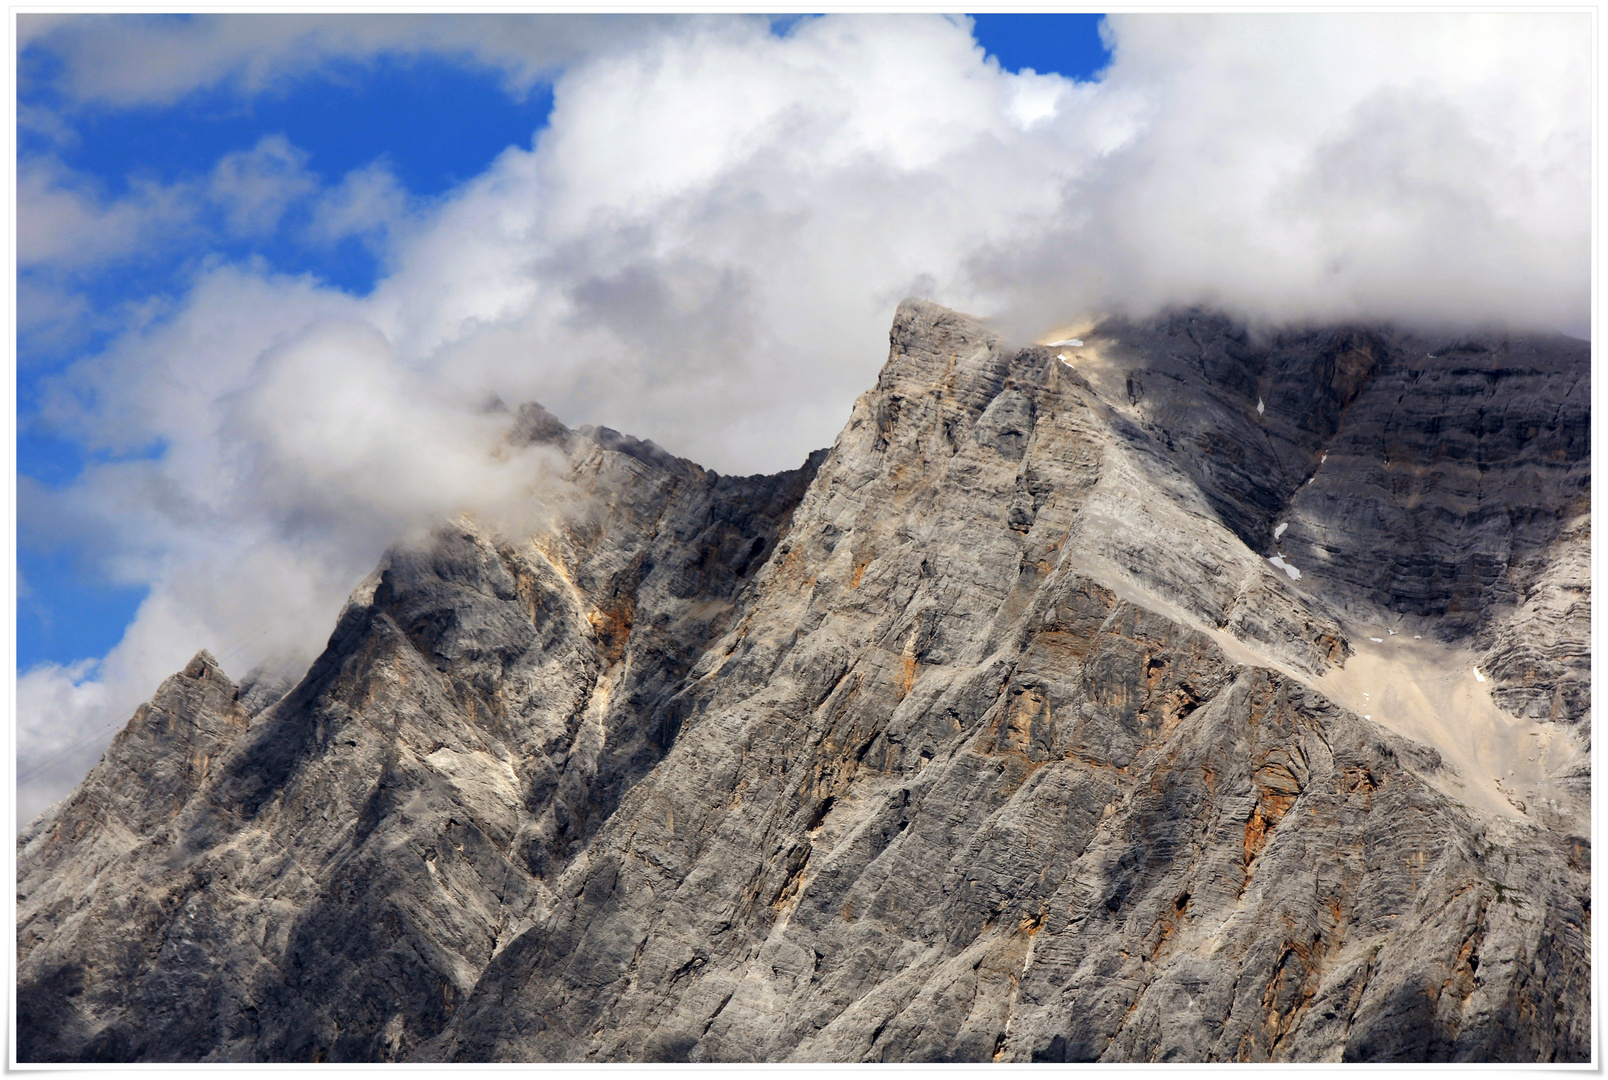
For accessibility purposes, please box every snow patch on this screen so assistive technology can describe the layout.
[1273,522,1287,540]
[1046,338,1083,347]
[1267,555,1301,580]
[1473,668,1487,683]
[1256,398,1265,416]
[1369,637,1383,642]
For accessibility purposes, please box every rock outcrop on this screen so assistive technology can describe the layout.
[17,300,1589,1063]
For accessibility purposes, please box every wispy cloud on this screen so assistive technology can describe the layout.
[17,156,192,271]
[306,159,414,250]
[19,13,690,107]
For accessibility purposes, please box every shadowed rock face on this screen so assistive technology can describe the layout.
[17,301,1589,1063]
[1073,312,1588,727]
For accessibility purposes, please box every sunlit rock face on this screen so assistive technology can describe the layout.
[18,300,1588,1063]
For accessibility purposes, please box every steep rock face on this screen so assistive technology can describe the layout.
[16,422,819,1062]
[1477,513,1591,737]
[1070,313,1589,729]
[17,653,249,1061]
[418,301,1587,1063]
[18,300,1589,1063]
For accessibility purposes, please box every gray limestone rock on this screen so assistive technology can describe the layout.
[17,300,1589,1063]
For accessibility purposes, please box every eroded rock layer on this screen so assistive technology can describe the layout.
[18,301,1589,1063]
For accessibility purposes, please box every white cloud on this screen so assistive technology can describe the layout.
[17,13,1590,822]
[19,658,111,823]
[977,13,1590,335]
[16,157,192,270]
[19,136,320,275]
[17,134,364,360]
[222,318,571,544]
[17,100,80,151]
[306,161,413,250]
[209,135,320,237]
[19,13,694,107]
[16,279,94,352]
[1004,70,1068,131]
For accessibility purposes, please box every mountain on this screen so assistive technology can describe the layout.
[17,300,1589,1063]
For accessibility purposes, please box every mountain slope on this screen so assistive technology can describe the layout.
[17,301,1589,1063]
[18,420,819,1062]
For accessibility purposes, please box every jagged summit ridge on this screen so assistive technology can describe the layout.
[17,299,1589,1063]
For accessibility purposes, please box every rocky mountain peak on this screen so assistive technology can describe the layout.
[17,301,1589,1063]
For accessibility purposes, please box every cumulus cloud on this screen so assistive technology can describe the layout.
[978,13,1590,336]
[17,12,1590,822]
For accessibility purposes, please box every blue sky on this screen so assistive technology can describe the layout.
[15,13,1111,675]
